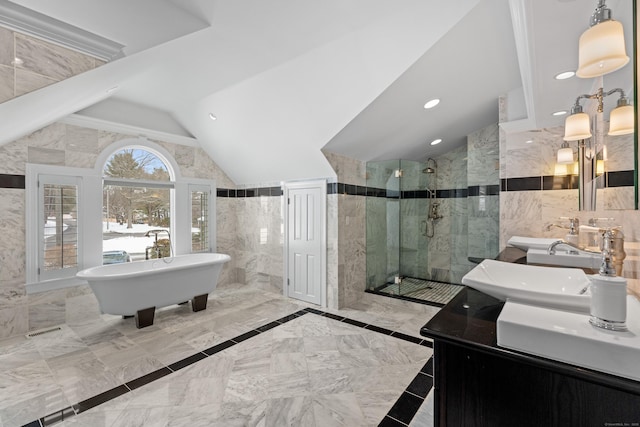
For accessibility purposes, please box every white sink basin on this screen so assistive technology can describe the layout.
[507,236,561,251]
[527,248,602,269]
[498,297,640,381]
[461,259,591,312]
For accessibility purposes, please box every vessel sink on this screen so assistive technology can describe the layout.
[497,297,640,381]
[461,259,591,312]
[507,236,561,251]
[527,248,601,269]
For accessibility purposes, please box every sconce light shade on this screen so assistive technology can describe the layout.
[576,20,629,78]
[608,104,634,136]
[563,112,592,141]
[557,142,574,164]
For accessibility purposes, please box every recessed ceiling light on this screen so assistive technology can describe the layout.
[209,113,217,121]
[552,110,568,116]
[555,71,575,80]
[430,138,442,145]
[525,139,533,144]
[423,98,440,109]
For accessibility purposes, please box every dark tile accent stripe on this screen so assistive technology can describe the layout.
[203,340,236,356]
[607,170,635,187]
[217,186,283,198]
[41,407,75,426]
[542,175,579,190]
[504,176,542,191]
[342,317,368,328]
[386,391,426,425]
[73,384,130,414]
[502,169,634,192]
[406,372,434,398]
[422,358,434,376]
[467,185,500,196]
[365,324,394,335]
[26,308,431,427]
[378,416,407,426]
[0,173,25,189]
[256,321,281,332]
[380,356,435,427]
[125,367,172,391]
[168,352,208,372]
[231,329,260,343]
[391,331,423,345]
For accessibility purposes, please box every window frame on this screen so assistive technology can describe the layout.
[26,138,216,294]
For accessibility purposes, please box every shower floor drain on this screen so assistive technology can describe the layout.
[26,326,62,338]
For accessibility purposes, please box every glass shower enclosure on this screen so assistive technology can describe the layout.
[365,160,433,295]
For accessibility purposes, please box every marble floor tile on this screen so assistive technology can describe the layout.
[0,285,436,426]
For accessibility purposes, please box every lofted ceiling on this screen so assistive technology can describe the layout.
[0,0,635,184]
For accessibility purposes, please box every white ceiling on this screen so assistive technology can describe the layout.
[0,0,635,185]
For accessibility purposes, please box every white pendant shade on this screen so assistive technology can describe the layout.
[576,20,629,78]
[608,104,634,135]
[563,112,592,141]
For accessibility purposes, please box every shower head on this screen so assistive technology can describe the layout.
[422,158,437,174]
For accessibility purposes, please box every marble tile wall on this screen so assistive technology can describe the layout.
[0,122,236,339]
[0,27,109,339]
[233,192,283,294]
[323,151,366,309]
[0,27,104,103]
[467,123,500,262]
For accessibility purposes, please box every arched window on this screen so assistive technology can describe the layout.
[26,137,215,291]
[102,148,174,263]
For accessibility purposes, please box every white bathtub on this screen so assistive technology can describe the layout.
[77,253,230,327]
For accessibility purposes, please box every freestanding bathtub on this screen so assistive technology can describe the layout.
[77,253,230,328]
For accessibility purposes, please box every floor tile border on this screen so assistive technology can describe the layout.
[24,307,433,427]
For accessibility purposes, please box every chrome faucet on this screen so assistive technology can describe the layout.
[547,227,625,276]
[547,240,593,255]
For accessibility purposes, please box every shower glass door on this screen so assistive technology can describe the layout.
[399,160,429,288]
[365,160,400,293]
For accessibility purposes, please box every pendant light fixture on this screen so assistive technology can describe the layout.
[576,0,629,78]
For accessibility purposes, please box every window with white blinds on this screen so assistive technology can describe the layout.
[190,186,210,252]
[39,176,81,281]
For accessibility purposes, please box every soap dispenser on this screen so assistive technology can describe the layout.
[563,217,579,246]
[589,228,628,331]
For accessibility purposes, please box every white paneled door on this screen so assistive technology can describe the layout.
[285,181,326,306]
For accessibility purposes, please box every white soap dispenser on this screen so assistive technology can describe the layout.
[589,229,628,331]
[563,217,579,246]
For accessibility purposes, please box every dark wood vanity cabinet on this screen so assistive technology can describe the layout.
[421,288,640,427]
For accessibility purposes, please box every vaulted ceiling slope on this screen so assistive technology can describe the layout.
[4,0,631,186]
[0,0,483,185]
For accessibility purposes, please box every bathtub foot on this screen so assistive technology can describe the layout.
[135,307,156,328]
[191,294,208,312]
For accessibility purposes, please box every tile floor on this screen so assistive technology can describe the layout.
[0,282,439,427]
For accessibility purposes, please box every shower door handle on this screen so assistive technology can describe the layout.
[421,220,427,236]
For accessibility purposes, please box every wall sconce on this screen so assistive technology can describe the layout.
[557,141,574,164]
[562,0,632,211]
[563,88,634,140]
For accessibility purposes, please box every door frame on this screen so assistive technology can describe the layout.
[283,179,327,307]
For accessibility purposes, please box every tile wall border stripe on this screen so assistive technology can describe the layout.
[0,173,26,189]
[23,307,432,427]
